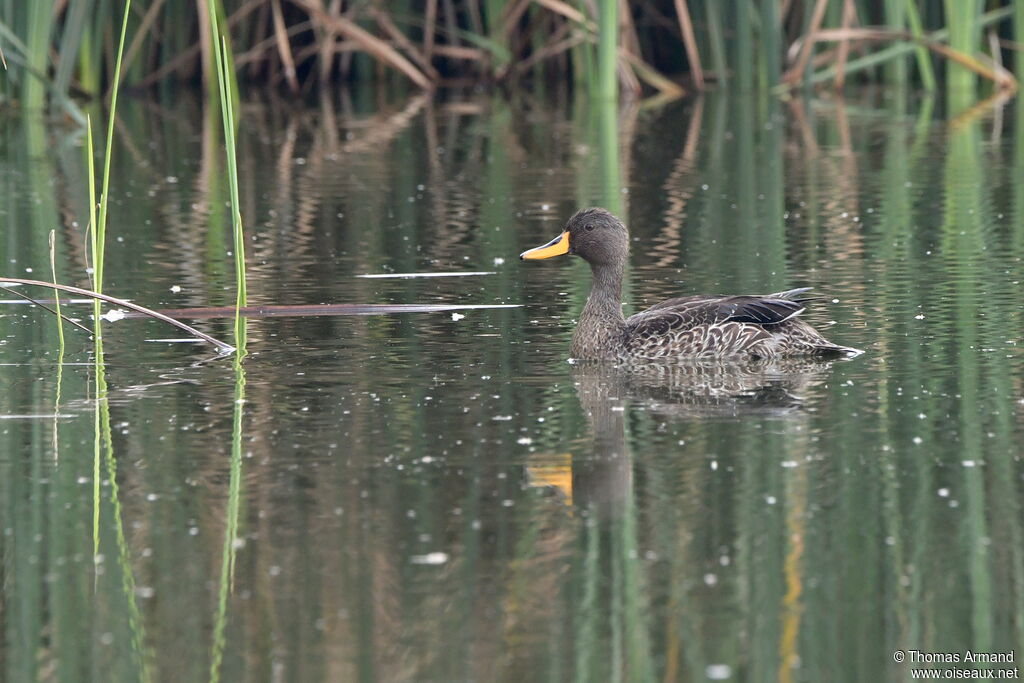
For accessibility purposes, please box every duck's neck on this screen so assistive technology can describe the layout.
[570,261,627,359]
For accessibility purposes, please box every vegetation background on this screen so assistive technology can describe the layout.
[2,0,1022,113]
[2,3,1024,683]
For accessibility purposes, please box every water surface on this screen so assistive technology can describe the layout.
[1,89,1022,682]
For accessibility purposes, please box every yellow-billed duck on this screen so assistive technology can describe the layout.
[520,208,861,360]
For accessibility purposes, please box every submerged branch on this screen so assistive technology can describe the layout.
[125,303,522,319]
[0,285,93,335]
[0,278,235,352]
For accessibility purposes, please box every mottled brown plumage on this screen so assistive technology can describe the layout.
[520,208,861,360]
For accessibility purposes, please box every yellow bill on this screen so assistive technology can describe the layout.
[520,231,570,260]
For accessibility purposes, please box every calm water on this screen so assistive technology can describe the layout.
[1,88,1022,682]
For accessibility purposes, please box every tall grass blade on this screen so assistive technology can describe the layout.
[944,0,980,93]
[705,1,727,85]
[53,0,94,105]
[733,0,753,91]
[596,0,617,99]
[905,0,937,92]
[22,0,53,110]
[95,0,133,296]
[86,115,101,576]
[759,0,782,87]
[208,0,248,338]
[883,0,909,85]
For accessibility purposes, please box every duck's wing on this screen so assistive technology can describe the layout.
[623,291,812,357]
[633,292,809,327]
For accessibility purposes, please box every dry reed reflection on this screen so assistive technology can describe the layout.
[1,84,1023,681]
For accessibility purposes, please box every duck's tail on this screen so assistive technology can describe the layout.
[772,289,862,357]
[814,342,864,358]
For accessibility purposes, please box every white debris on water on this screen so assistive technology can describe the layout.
[451,312,465,321]
[170,285,181,292]
[938,488,950,497]
[493,257,505,265]
[706,665,732,680]
[703,573,718,586]
[410,552,448,565]
[962,460,977,467]
[516,437,532,445]
[101,309,126,322]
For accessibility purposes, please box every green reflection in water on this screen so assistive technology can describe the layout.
[94,326,152,682]
[210,322,247,683]
[946,86,990,663]
[0,87,1023,681]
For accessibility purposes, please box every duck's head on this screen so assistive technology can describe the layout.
[520,208,628,267]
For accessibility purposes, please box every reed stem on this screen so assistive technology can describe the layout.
[596,0,618,100]
[207,1,248,343]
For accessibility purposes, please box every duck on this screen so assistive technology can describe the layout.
[520,208,861,360]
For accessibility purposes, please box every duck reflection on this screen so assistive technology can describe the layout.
[530,358,835,515]
[524,358,835,680]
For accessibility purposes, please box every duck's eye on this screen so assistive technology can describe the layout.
[585,224,595,231]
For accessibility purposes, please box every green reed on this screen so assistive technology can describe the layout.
[207,5,249,679]
[86,3,151,679]
[21,0,51,110]
[596,0,618,100]
[93,0,130,297]
[944,0,980,92]
[207,0,247,336]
